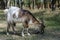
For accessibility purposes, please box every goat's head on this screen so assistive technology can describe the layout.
[35,18,45,34]
[37,21,45,34]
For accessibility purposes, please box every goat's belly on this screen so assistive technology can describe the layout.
[28,20,35,26]
[29,20,33,24]
[13,18,26,23]
[13,18,22,22]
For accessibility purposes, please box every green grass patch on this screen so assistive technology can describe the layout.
[0,10,4,14]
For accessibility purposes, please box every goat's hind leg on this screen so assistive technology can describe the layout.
[22,28,25,37]
[22,28,30,36]
[7,23,10,35]
[22,21,30,36]
[27,28,30,36]
[11,22,16,34]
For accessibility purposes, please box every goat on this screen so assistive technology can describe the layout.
[4,6,45,36]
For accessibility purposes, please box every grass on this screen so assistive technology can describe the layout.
[0,9,60,40]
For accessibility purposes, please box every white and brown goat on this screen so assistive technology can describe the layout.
[4,6,45,36]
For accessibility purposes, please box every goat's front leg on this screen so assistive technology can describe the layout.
[27,28,30,36]
[22,28,25,37]
[22,21,30,36]
[22,28,30,36]
[22,21,28,37]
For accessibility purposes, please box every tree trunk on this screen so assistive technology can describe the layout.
[0,0,5,9]
[32,0,34,9]
[7,0,10,8]
[51,0,56,11]
[57,0,60,8]
[44,0,47,9]
[28,0,31,9]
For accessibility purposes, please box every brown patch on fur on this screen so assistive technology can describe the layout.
[7,9,45,34]
[23,21,28,28]
[18,11,23,17]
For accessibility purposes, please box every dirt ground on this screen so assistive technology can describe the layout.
[0,9,60,40]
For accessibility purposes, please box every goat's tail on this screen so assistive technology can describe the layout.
[4,9,9,14]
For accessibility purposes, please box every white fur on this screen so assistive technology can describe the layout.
[4,9,9,14]
[6,6,20,22]
[29,19,33,24]
[22,30,25,37]
[27,28,30,36]
[6,6,31,36]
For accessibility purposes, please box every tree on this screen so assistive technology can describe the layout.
[23,0,31,9]
[7,0,10,8]
[27,0,31,9]
[57,0,60,8]
[32,0,34,9]
[51,0,56,11]
[35,0,41,9]
[44,0,47,9]
[0,0,5,9]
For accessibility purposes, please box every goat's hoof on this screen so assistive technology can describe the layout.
[40,31,44,34]
[22,35,25,37]
[27,33,30,36]
[13,32,16,34]
[22,34,25,37]
[7,33,9,35]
